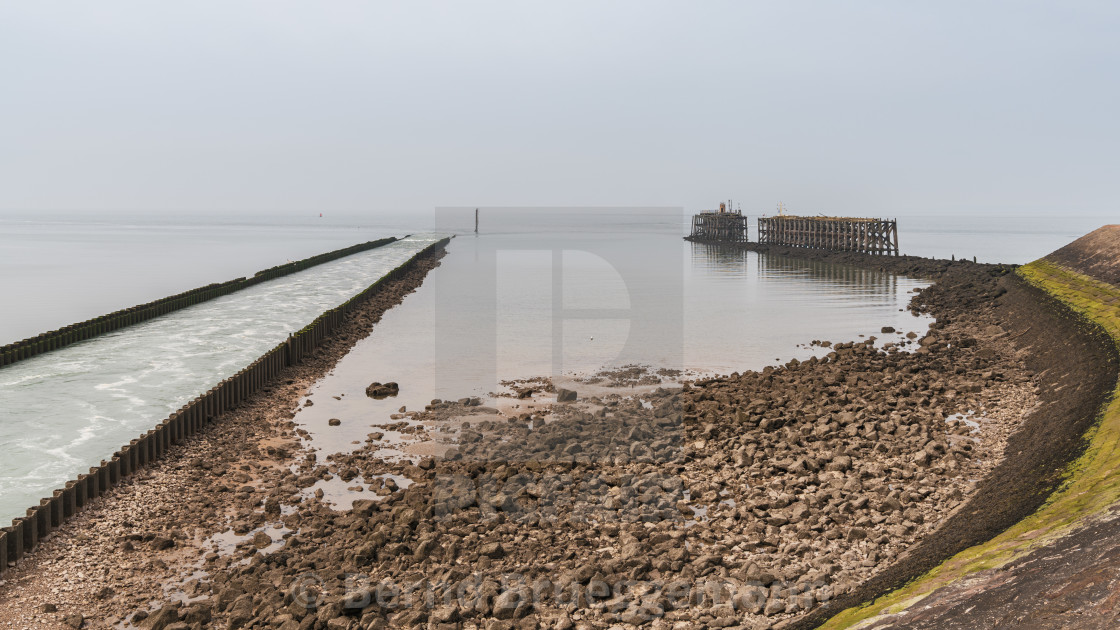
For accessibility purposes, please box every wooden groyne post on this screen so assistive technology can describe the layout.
[0,238,451,577]
[0,237,401,368]
[756,216,898,255]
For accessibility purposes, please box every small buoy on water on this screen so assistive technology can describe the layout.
[590,336,594,341]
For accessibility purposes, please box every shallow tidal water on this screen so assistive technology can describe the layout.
[0,236,439,524]
[293,210,934,459]
[9,208,1081,522]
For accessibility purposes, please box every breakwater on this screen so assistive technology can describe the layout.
[823,257,1120,628]
[757,216,899,255]
[763,246,1116,629]
[0,237,450,575]
[688,211,749,242]
[0,236,402,368]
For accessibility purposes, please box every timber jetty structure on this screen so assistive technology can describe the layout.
[687,203,900,256]
[687,202,748,243]
[757,215,898,255]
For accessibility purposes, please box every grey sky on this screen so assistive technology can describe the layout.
[2,1,1117,218]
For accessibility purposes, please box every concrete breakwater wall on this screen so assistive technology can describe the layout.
[0,236,403,368]
[0,237,450,575]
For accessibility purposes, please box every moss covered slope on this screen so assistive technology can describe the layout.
[821,260,1120,629]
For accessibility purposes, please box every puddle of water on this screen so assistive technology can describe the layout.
[946,411,982,433]
[685,504,710,529]
[160,569,210,606]
[301,473,415,510]
[202,521,294,562]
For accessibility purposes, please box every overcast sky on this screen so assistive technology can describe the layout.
[2,1,1117,218]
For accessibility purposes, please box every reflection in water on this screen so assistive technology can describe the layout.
[684,241,931,373]
[294,219,934,465]
[754,251,901,294]
[0,237,441,526]
[689,242,749,274]
[689,243,906,294]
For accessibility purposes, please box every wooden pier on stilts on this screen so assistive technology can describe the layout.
[686,200,900,255]
[756,215,898,255]
[687,202,748,243]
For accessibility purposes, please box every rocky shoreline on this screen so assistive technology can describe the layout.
[742,245,1118,630]
[0,243,449,629]
[816,230,1120,629]
[0,243,1113,630]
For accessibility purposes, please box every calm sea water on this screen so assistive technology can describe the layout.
[0,212,419,346]
[884,214,1108,265]
[1,211,1105,345]
[0,210,1110,523]
[0,236,439,524]
[291,212,934,458]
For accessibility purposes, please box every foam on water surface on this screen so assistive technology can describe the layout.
[0,236,440,524]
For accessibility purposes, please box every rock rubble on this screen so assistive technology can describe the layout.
[0,249,1083,630]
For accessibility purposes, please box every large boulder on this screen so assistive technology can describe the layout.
[492,589,532,619]
[365,382,400,399]
[140,604,180,630]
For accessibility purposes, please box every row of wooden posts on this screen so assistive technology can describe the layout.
[0,237,450,575]
[757,217,899,256]
[0,236,404,368]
